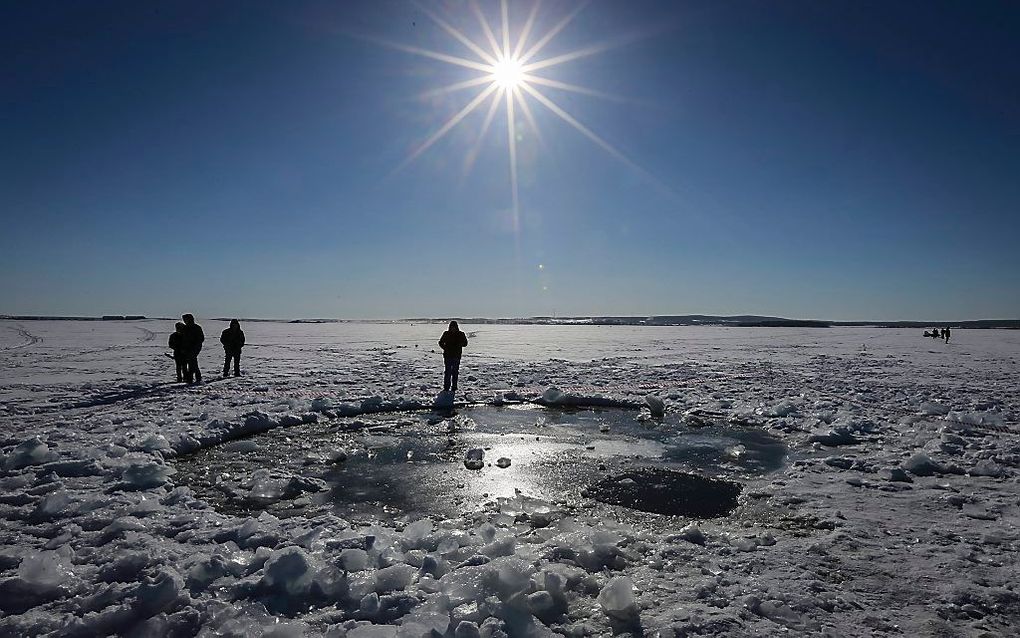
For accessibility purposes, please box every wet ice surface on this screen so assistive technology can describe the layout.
[3,320,1020,637]
[173,406,781,521]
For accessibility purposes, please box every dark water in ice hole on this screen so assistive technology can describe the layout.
[172,405,787,520]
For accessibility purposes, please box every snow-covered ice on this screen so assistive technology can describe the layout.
[2,319,1020,636]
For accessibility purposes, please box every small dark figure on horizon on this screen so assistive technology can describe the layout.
[439,320,468,393]
[931,328,940,340]
[220,319,245,377]
[181,314,205,383]
[944,326,951,343]
[168,322,187,382]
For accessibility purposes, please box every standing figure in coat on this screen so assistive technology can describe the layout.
[168,322,187,382]
[220,319,246,377]
[439,320,468,393]
[181,313,205,383]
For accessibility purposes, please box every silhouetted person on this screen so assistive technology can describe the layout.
[439,320,468,393]
[944,326,951,343]
[168,322,187,382]
[220,319,245,377]
[931,328,940,340]
[181,313,205,383]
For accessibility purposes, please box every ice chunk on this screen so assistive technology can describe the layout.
[677,523,706,545]
[542,387,564,404]
[808,428,857,446]
[597,576,639,621]
[135,568,185,618]
[4,437,58,470]
[402,519,434,546]
[247,468,285,500]
[31,490,74,521]
[311,398,334,412]
[483,556,533,600]
[464,448,484,470]
[919,402,950,415]
[454,621,482,638]
[396,609,450,638]
[348,625,398,638]
[969,459,1004,477]
[903,453,942,476]
[121,462,174,489]
[339,549,370,571]
[372,563,418,593]
[261,546,315,595]
[222,439,260,454]
[439,566,487,606]
[495,457,511,468]
[18,550,75,591]
[645,395,665,418]
[139,434,171,452]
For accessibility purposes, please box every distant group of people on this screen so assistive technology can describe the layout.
[925,327,951,343]
[167,316,466,391]
[167,315,245,383]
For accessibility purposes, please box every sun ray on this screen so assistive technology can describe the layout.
[500,0,511,59]
[413,1,498,66]
[522,27,664,73]
[360,34,492,73]
[514,88,546,149]
[416,75,494,101]
[519,82,640,175]
[512,0,542,61]
[396,83,499,173]
[505,86,520,232]
[462,89,502,178]
[470,0,502,60]
[520,74,624,101]
[518,1,589,64]
[521,38,630,73]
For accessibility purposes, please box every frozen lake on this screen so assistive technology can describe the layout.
[2,319,1019,636]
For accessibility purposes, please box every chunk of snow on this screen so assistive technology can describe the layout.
[495,458,511,468]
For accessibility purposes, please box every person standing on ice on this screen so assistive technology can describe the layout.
[439,320,468,393]
[181,313,205,383]
[168,322,187,382]
[220,319,245,377]
[944,326,951,343]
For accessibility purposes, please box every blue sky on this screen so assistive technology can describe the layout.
[2,1,1018,321]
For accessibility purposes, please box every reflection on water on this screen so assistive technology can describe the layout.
[172,406,786,521]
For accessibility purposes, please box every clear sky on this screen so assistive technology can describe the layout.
[2,1,1018,321]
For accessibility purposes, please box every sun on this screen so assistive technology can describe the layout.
[490,56,524,90]
[370,0,654,231]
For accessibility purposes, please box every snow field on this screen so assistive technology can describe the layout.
[2,320,1020,636]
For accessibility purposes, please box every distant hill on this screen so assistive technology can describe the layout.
[3,314,1019,329]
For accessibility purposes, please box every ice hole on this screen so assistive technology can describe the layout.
[586,469,742,517]
[172,406,784,520]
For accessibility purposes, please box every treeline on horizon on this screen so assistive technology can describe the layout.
[4,314,1019,329]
